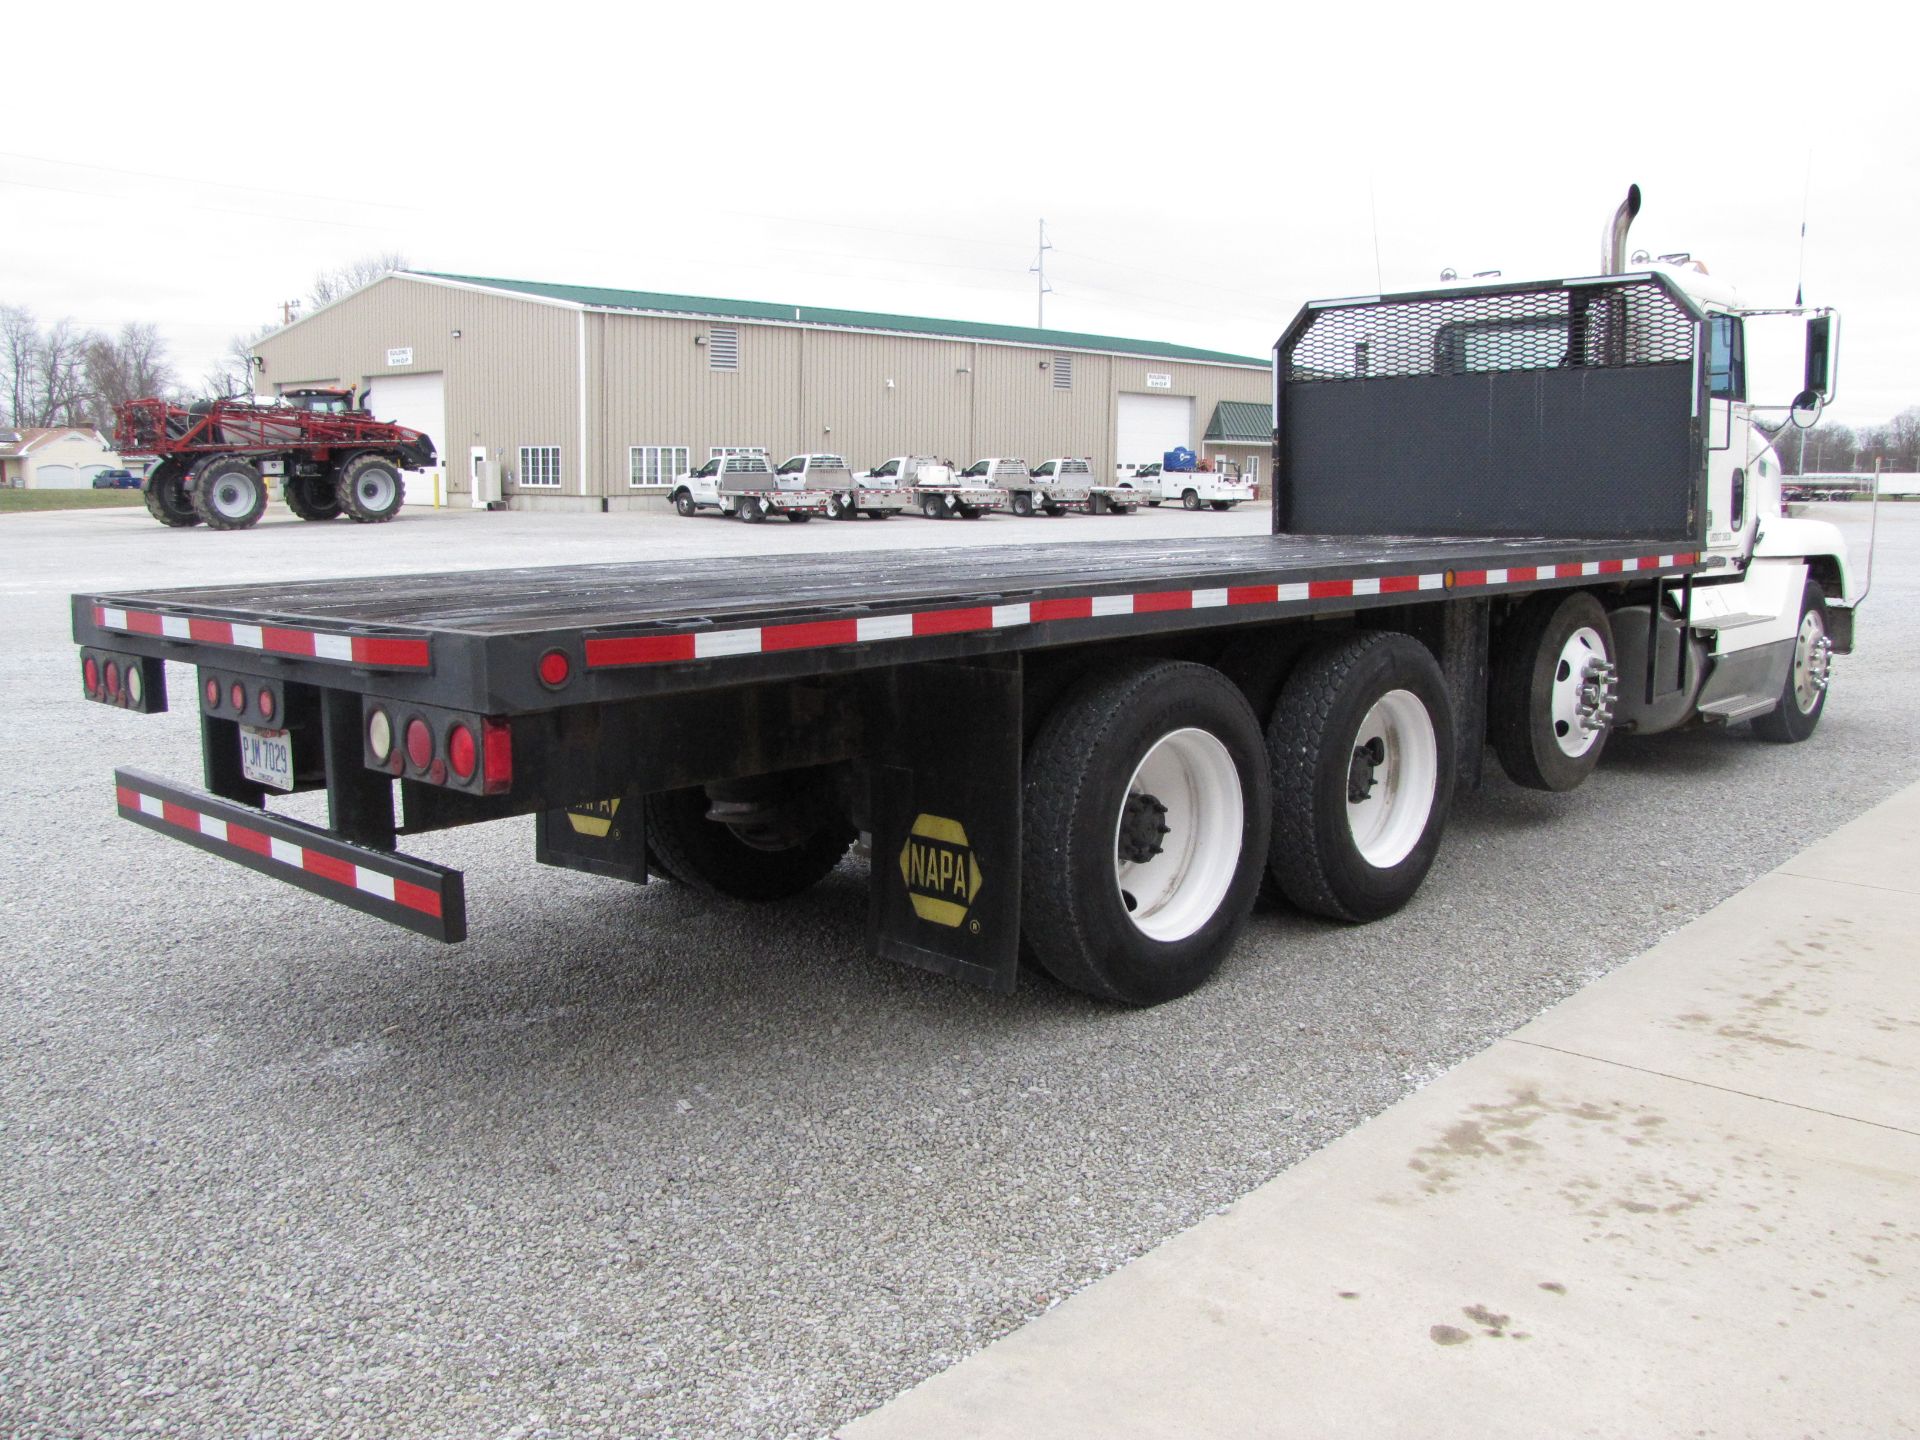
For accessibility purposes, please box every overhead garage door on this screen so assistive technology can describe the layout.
[1116,392,1195,470]
[360,372,446,505]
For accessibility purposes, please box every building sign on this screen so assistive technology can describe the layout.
[386,347,414,367]
[1146,373,1172,389]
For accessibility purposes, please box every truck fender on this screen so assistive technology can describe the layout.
[1754,515,1850,602]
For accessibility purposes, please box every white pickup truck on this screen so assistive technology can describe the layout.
[779,454,909,519]
[1115,459,1256,510]
[863,455,1007,520]
[670,454,828,523]
[1024,457,1139,516]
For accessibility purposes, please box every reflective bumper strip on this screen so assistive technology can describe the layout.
[580,551,1701,669]
[113,767,465,942]
[92,606,431,671]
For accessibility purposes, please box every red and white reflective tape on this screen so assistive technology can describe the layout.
[584,551,1698,670]
[93,605,431,671]
[116,782,443,919]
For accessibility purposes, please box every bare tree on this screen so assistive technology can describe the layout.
[309,252,408,310]
[84,323,177,430]
[23,318,93,427]
[201,323,280,400]
[1887,405,1920,472]
[3,305,40,428]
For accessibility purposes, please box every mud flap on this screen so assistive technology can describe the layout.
[867,657,1021,994]
[535,795,649,883]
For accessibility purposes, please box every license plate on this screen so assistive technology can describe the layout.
[239,724,294,791]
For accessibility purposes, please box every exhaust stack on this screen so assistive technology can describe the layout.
[1603,185,1642,275]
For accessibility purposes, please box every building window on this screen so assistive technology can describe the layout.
[708,327,740,371]
[518,446,562,489]
[1244,455,1260,487]
[630,445,690,488]
[708,445,767,460]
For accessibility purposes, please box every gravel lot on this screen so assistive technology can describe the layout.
[3,498,1914,1439]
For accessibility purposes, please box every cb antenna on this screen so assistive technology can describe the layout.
[1030,219,1053,328]
[1795,151,1813,307]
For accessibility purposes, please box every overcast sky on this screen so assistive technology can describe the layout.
[7,3,1913,429]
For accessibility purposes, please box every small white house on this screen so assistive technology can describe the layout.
[0,428,128,488]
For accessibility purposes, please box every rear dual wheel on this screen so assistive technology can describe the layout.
[284,473,342,521]
[1023,661,1270,1005]
[1266,632,1454,923]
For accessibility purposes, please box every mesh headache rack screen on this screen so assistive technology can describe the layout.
[1284,278,1697,384]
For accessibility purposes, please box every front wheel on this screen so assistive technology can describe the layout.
[1267,632,1454,922]
[1751,581,1832,743]
[192,456,267,529]
[1022,660,1270,1005]
[337,454,405,523]
[673,489,698,517]
[1489,591,1617,791]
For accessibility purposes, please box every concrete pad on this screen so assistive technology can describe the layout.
[839,782,1920,1440]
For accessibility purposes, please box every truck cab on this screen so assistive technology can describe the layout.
[786,454,908,520]
[671,453,796,519]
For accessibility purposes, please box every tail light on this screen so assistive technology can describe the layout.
[197,668,282,727]
[80,648,167,713]
[363,698,512,796]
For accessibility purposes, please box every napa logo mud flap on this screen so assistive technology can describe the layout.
[899,814,985,929]
[535,794,650,883]
[869,657,1021,995]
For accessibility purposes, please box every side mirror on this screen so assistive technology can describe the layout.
[1803,315,1836,401]
[1789,389,1824,430]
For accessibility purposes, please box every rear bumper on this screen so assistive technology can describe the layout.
[114,768,466,942]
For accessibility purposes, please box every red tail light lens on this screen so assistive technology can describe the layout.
[105,661,121,695]
[481,718,513,793]
[404,717,433,770]
[537,649,572,688]
[446,723,477,780]
[84,656,100,694]
[230,682,246,711]
[204,677,221,708]
[257,687,275,721]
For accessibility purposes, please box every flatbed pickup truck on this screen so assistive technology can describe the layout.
[72,246,1859,1007]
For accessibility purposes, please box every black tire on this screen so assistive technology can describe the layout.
[1751,581,1832,743]
[1489,591,1617,792]
[788,511,811,523]
[283,473,342,521]
[1023,660,1271,1006]
[673,489,697,517]
[740,496,767,524]
[921,495,943,519]
[960,505,982,519]
[1011,491,1034,517]
[1042,500,1064,516]
[1089,493,1110,516]
[141,460,199,527]
[1210,500,1234,511]
[644,785,852,903]
[866,509,891,520]
[191,456,267,530]
[337,454,405,523]
[825,493,853,520]
[1267,632,1455,923]
[1182,489,1202,511]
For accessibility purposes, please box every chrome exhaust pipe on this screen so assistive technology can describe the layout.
[1603,184,1642,274]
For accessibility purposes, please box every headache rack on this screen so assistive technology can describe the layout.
[1274,273,1709,547]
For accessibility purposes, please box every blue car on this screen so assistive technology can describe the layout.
[91,469,140,489]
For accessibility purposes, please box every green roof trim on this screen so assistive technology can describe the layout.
[411,271,1268,369]
[1205,400,1273,442]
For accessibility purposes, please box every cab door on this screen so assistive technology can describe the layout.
[1703,314,1754,559]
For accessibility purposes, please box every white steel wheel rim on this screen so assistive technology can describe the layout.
[1791,609,1829,711]
[211,475,255,518]
[356,466,398,510]
[1550,625,1609,757]
[1346,689,1438,869]
[1113,727,1243,943]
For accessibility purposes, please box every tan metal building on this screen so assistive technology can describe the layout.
[250,272,1273,511]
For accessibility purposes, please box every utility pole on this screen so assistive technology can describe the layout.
[280,299,301,326]
[1030,220,1053,328]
